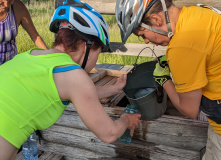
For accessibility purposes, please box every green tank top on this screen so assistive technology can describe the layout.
[0,48,81,131]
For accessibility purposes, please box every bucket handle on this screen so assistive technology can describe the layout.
[134,46,165,104]
[134,46,160,69]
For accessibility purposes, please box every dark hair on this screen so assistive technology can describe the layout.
[142,0,174,25]
[53,28,102,53]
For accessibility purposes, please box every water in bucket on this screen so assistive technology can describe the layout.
[135,88,155,99]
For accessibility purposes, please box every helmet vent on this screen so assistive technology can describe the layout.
[119,13,123,24]
[58,9,66,15]
[74,12,90,27]
[99,17,105,24]
[101,25,108,39]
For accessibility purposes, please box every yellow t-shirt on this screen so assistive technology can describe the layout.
[167,6,221,134]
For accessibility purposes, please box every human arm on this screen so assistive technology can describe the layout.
[163,80,202,119]
[13,0,48,49]
[96,74,127,99]
[55,70,140,143]
[153,60,202,119]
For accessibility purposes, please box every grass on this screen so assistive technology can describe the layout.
[16,1,151,65]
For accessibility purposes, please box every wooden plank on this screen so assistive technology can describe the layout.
[119,65,134,72]
[108,42,167,57]
[95,63,112,69]
[90,70,107,83]
[38,126,200,159]
[106,64,124,70]
[55,0,220,15]
[38,151,52,160]
[53,105,208,151]
[40,152,63,160]
[94,76,115,87]
[38,141,111,159]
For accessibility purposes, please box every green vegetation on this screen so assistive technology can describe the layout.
[16,1,150,65]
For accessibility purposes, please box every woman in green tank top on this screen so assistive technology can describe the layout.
[0,2,141,159]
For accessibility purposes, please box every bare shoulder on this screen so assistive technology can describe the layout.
[64,68,93,89]
[54,68,96,101]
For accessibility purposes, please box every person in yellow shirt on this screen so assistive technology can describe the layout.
[115,0,221,159]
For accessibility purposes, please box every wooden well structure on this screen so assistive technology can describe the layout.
[32,63,208,160]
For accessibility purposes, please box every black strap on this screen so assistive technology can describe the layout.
[36,130,43,145]
[81,41,92,69]
[200,95,221,124]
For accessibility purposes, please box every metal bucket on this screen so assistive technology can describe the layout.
[123,61,167,120]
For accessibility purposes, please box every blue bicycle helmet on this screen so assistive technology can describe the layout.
[49,0,111,68]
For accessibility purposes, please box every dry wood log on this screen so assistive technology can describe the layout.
[38,141,109,159]
[38,126,200,160]
[38,151,63,160]
[53,104,208,151]
[119,65,134,72]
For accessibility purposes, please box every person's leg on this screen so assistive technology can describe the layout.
[210,127,221,160]
[202,125,214,160]
[0,136,18,160]
[202,125,221,160]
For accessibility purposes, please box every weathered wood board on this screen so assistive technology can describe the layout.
[37,105,207,159]
[71,0,221,15]
[109,43,167,57]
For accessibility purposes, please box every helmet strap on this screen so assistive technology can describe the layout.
[141,23,168,36]
[81,40,92,69]
[142,0,173,38]
[160,0,173,38]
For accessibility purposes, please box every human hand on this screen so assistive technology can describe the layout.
[153,63,171,86]
[120,113,141,136]
[114,74,127,94]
